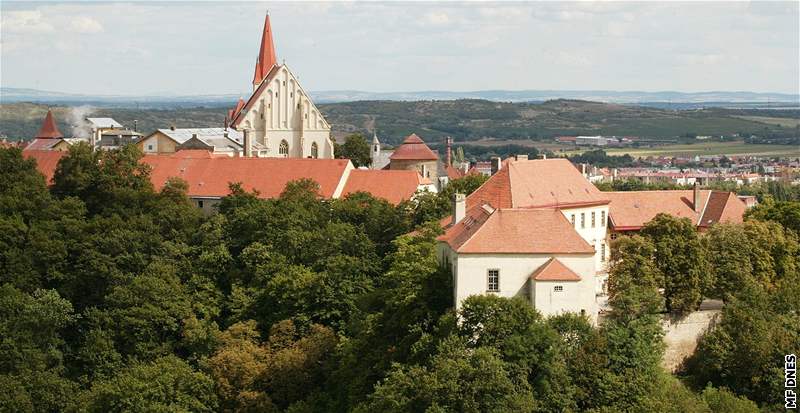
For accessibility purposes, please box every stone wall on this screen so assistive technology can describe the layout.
[661,309,721,372]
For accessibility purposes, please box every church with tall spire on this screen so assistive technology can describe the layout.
[229,13,333,159]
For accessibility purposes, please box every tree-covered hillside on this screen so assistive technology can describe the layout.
[2,100,796,145]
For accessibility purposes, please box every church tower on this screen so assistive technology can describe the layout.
[230,13,333,159]
[371,130,381,168]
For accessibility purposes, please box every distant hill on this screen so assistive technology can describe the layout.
[2,87,798,107]
[1,100,797,145]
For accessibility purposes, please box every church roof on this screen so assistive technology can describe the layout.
[389,134,438,161]
[531,258,582,281]
[252,13,277,86]
[35,110,64,139]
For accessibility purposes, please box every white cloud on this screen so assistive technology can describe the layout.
[68,16,104,34]
[1,10,54,33]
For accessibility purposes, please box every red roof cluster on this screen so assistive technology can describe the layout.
[389,134,439,161]
[22,149,65,184]
[605,190,746,231]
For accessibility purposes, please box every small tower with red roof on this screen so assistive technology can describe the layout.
[389,133,440,181]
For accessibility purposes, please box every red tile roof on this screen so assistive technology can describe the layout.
[606,190,745,230]
[22,149,65,184]
[35,110,64,139]
[531,258,582,281]
[341,169,422,204]
[465,158,609,211]
[439,207,594,254]
[389,134,439,161]
[445,165,465,180]
[142,151,350,199]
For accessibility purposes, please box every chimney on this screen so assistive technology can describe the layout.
[490,157,502,175]
[539,154,547,160]
[133,120,138,132]
[244,130,252,157]
[612,168,618,180]
[446,137,452,167]
[224,116,229,131]
[692,181,700,212]
[452,193,466,225]
[581,163,587,176]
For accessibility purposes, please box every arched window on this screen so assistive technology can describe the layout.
[279,140,289,157]
[310,142,319,159]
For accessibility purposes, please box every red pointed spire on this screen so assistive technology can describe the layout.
[252,12,277,86]
[36,109,63,139]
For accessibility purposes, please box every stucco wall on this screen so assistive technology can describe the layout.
[390,159,438,180]
[448,251,598,322]
[139,132,177,154]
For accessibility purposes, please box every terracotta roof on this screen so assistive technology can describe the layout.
[341,169,421,204]
[531,258,582,281]
[252,13,277,86]
[465,158,609,211]
[35,110,64,139]
[445,165,465,180]
[698,191,746,227]
[22,149,65,184]
[389,134,439,161]
[142,151,350,199]
[606,190,744,230]
[439,208,594,254]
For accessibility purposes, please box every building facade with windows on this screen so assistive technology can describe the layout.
[437,158,610,323]
[436,157,747,323]
[228,13,334,159]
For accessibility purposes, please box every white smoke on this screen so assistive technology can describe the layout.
[68,105,94,139]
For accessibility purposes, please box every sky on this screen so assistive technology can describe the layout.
[1,1,798,96]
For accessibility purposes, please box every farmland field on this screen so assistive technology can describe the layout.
[597,141,800,158]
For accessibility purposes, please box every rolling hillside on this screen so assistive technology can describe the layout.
[1,100,796,145]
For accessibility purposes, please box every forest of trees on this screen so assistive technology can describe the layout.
[1,144,798,412]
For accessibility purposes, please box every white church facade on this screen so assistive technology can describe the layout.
[229,14,334,159]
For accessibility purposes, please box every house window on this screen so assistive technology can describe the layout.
[197,200,204,208]
[610,233,618,240]
[591,212,596,228]
[601,243,606,262]
[570,214,576,226]
[147,144,154,151]
[554,285,564,292]
[487,269,499,292]
[581,213,586,229]
[310,142,319,159]
[279,140,289,156]
[601,211,606,227]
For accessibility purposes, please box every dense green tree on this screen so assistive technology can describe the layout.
[746,198,800,234]
[607,235,664,320]
[641,214,709,314]
[72,355,218,412]
[334,133,372,167]
[359,336,536,413]
[683,279,800,408]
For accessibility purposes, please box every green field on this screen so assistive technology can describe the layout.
[734,115,800,128]
[590,141,800,158]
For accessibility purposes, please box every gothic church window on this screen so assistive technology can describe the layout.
[311,142,319,159]
[279,140,289,156]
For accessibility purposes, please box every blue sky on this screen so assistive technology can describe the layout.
[1,1,798,96]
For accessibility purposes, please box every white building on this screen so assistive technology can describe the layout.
[229,13,334,159]
[437,158,611,323]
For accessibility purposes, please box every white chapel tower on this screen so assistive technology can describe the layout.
[229,13,334,159]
